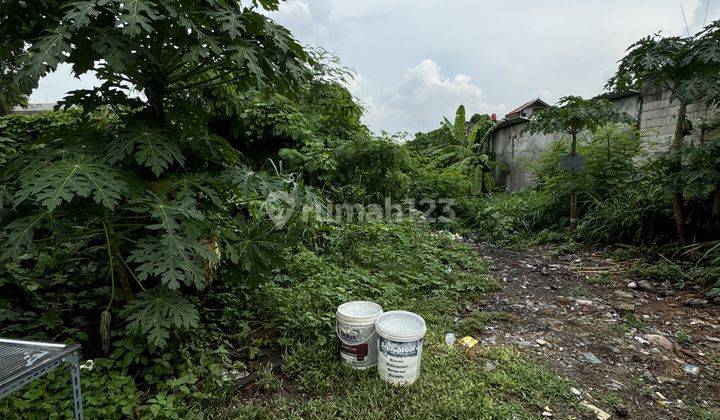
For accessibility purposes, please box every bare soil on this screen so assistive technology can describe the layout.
[465,238,720,419]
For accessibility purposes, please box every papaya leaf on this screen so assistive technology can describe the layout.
[121,287,199,349]
[128,234,216,290]
[0,213,47,261]
[64,1,101,30]
[15,157,127,211]
[109,126,185,176]
[119,0,160,36]
[18,28,71,91]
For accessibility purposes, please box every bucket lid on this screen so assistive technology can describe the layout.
[375,310,426,342]
[337,301,383,325]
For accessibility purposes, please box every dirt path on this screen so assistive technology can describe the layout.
[465,238,720,419]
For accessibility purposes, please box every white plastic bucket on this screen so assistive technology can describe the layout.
[336,301,383,369]
[375,310,427,385]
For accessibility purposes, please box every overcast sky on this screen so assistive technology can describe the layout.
[30,0,720,134]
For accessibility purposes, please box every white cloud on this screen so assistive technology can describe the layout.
[29,64,100,104]
[354,59,506,134]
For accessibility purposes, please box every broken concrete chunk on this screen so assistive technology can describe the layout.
[581,352,602,364]
[643,334,673,351]
[580,401,611,420]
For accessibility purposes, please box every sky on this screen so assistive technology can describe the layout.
[30,0,720,134]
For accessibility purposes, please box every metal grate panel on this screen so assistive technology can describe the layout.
[0,338,83,419]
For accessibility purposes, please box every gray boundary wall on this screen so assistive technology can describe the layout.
[491,87,719,191]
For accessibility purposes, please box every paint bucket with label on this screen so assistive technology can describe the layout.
[336,301,383,369]
[375,310,426,385]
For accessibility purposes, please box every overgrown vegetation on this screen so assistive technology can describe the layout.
[1,1,719,417]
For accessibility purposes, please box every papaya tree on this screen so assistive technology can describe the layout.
[0,0,320,353]
[524,96,634,234]
[607,22,720,243]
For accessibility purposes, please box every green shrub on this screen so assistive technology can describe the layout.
[334,135,411,202]
[252,220,497,345]
[631,260,693,287]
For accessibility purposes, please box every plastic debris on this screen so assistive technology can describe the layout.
[683,363,699,375]
[483,360,499,372]
[221,368,249,382]
[570,387,582,396]
[459,336,479,348]
[80,359,94,371]
[445,332,456,345]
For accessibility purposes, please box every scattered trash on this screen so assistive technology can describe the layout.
[483,360,499,372]
[634,336,649,345]
[536,338,548,346]
[445,332,456,345]
[683,363,699,375]
[580,401,611,420]
[542,405,553,417]
[627,281,637,289]
[221,369,249,382]
[80,359,94,371]
[459,336,479,348]
[570,387,582,396]
[657,376,678,384]
[581,352,602,364]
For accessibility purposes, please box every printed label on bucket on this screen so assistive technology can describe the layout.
[338,323,378,368]
[378,337,423,384]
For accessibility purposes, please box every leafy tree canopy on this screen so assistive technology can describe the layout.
[0,0,323,353]
[607,19,720,105]
[524,96,635,139]
[1,0,314,119]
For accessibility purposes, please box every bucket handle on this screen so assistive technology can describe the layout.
[336,322,377,346]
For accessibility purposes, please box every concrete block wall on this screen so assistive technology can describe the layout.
[491,88,719,191]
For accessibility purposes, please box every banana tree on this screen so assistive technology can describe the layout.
[429,105,496,193]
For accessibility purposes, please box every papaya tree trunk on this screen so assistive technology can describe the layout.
[671,102,687,244]
[569,132,578,235]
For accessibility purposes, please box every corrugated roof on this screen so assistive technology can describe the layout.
[504,98,550,118]
[11,103,57,114]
